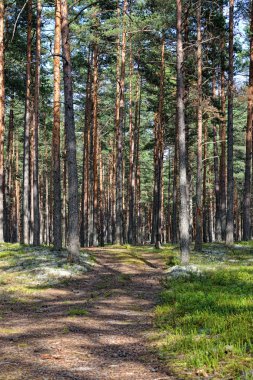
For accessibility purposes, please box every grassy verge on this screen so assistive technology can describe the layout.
[154,242,253,379]
[0,243,91,302]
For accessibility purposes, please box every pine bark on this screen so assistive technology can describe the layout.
[99,141,104,246]
[243,0,253,241]
[154,36,165,249]
[115,0,127,244]
[80,49,92,247]
[213,123,222,241]
[52,0,62,249]
[22,0,32,244]
[176,0,190,263]
[226,0,234,244]
[0,0,4,242]
[92,42,99,246]
[6,98,14,241]
[172,127,178,243]
[128,33,136,244]
[203,123,208,243]
[194,0,203,252]
[219,2,227,241]
[212,69,222,241]
[33,0,41,245]
[135,72,142,244]
[60,0,80,260]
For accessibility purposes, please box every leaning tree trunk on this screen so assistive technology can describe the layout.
[243,0,253,241]
[52,0,62,250]
[176,0,190,264]
[226,0,234,244]
[22,0,32,244]
[194,0,203,252]
[60,0,80,261]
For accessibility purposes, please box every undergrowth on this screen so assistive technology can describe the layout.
[154,242,253,379]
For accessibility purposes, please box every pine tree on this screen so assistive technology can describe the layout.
[60,0,80,261]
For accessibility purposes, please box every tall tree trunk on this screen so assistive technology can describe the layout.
[92,42,99,246]
[220,3,227,241]
[80,48,92,247]
[107,152,113,243]
[234,181,240,242]
[128,32,136,244]
[0,0,4,242]
[135,72,142,244]
[30,103,35,244]
[111,144,116,243]
[52,0,62,249]
[172,126,178,243]
[6,97,14,241]
[99,140,104,246]
[60,0,80,261]
[15,136,20,242]
[62,141,67,247]
[22,0,32,244]
[166,152,171,243]
[226,0,234,244]
[243,0,253,241]
[203,123,208,243]
[176,0,190,263]
[154,36,165,249]
[213,124,222,241]
[212,69,222,241]
[115,0,127,244]
[194,0,203,251]
[33,0,41,245]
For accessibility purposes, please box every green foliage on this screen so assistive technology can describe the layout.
[155,246,253,379]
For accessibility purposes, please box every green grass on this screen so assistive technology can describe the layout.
[154,243,253,379]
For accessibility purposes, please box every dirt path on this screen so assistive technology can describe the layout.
[0,248,175,380]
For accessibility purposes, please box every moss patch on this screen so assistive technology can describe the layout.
[154,242,253,379]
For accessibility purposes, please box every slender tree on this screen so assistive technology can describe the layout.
[195,0,203,251]
[226,0,234,244]
[80,48,92,247]
[243,0,253,241]
[22,0,32,244]
[92,42,99,246]
[128,32,136,244]
[176,0,190,263]
[220,1,227,241]
[52,0,62,250]
[154,35,165,249]
[33,0,41,245]
[0,0,4,242]
[115,0,127,244]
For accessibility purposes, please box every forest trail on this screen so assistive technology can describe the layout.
[0,247,175,380]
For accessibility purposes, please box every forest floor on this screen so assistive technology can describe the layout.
[1,243,253,380]
[0,243,174,380]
